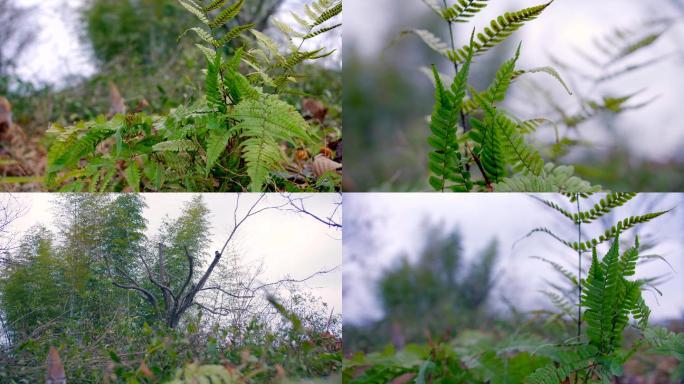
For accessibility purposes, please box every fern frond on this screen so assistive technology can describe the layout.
[152,140,197,152]
[215,23,255,46]
[514,66,572,95]
[447,2,552,63]
[48,123,114,172]
[205,53,224,109]
[533,197,575,222]
[573,193,638,224]
[400,29,450,55]
[494,163,600,193]
[525,345,598,384]
[421,0,443,15]
[124,162,141,192]
[312,2,342,28]
[203,0,228,13]
[532,256,578,286]
[230,94,311,191]
[537,192,637,224]
[540,290,576,320]
[427,40,473,192]
[485,43,521,104]
[303,23,341,39]
[575,211,668,251]
[583,238,650,354]
[470,82,545,177]
[205,128,237,175]
[208,0,244,29]
[178,0,210,25]
[442,0,491,23]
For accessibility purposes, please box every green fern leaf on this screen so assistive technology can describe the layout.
[209,0,244,29]
[152,140,197,152]
[494,163,600,193]
[215,23,255,46]
[486,43,521,103]
[442,0,491,23]
[205,128,236,175]
[203,0,228,12]
[447,2,552,63]
[124,162,141,192]
[230,94,310,191]
[178,0,210,25]
[427,37,474,191]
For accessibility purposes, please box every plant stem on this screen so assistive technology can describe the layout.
[441,1,469,133]
[442,0,473,182]
[575,194,582,384]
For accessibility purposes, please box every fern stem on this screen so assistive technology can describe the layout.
[575,194,582,384]
[442,0,473,173]
[466,144,492,190]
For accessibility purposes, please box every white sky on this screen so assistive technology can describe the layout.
[344,0,684,161]
[344,193,684,325]
[4,193,342,316]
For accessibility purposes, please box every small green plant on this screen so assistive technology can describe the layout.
[45,0,342,192]
[401,1,602,192]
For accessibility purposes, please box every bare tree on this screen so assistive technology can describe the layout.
[280,193,342,229]
[0,194,27,265]
[104,194,287,328]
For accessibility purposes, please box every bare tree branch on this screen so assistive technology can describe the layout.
[280,193,342,229]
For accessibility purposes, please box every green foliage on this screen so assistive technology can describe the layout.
[644,327,684,380]
[43,0,341,192]
[427,59,472,191]
[344,343,475,384]
[84,0,195,65]
[446,2,552,63]
[403,0,599,192]
[167,363,239,383]
[0,194,342,382]
[345,193,683,382]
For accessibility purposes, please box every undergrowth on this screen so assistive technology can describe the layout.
[40,0,342,192]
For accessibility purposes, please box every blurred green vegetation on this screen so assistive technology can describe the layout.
[0,0,340,136]
[343,223,499,353]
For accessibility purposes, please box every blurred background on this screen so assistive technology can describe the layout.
[343,193,684,353]
[343,0,684,191]
[0,0,341,136]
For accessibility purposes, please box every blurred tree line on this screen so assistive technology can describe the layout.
[0,0,340,137]
[343,223,499,353]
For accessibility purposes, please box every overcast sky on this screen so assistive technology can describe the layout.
[344,193,684,325]
[4,193,342,315]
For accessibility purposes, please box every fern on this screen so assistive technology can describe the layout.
[446,2,552,63]
[230,94,311,191]
[405,1,595,192]
[427,40,473,191]
[525,345,598,384]
[179,0,254,48]
[45,0,340,192]
[494,164,600,193]
[268,0,342,88]
[442,0,490,23]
